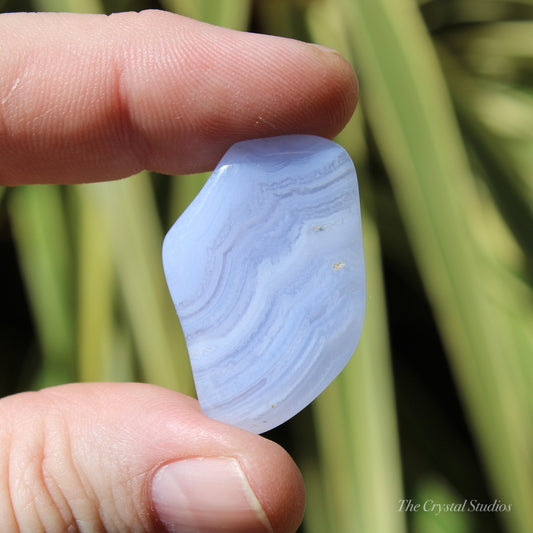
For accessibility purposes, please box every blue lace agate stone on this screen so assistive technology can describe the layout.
[163,135,365,434]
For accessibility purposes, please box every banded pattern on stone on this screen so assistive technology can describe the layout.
[163,135,366,434]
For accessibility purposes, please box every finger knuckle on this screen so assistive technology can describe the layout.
[0,392,102,532]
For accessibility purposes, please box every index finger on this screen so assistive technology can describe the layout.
[0,10,357,185]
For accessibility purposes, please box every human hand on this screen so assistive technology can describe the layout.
[0,10,357,532]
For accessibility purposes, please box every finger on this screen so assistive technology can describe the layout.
[0,382,304,532]
[0,10,357,185]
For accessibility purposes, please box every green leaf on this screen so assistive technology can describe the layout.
[8,185,75,387]
[304,3,406,532]
[160,0,251,30]
[413,477,474,533]
[31,0,102,12]
[90,174,194,394]
[72,185,136,382]
[340,0,533,531]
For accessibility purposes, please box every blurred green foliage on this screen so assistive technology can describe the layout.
[1,1,533,532]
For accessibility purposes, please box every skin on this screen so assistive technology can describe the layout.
[0,10,358,532]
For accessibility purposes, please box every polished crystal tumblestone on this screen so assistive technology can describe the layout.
[163,135,366,434]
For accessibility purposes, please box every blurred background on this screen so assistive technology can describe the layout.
[1,1,533,532]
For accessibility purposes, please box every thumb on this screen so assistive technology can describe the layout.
[0,382,304,532]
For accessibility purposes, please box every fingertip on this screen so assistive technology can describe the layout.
[128,384,306,533]
[316,44,359,137]
[246,437,306,533]
[142,386,306,533]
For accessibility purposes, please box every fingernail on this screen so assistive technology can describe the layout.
[151,457,273,533]
[308,42,343,56]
